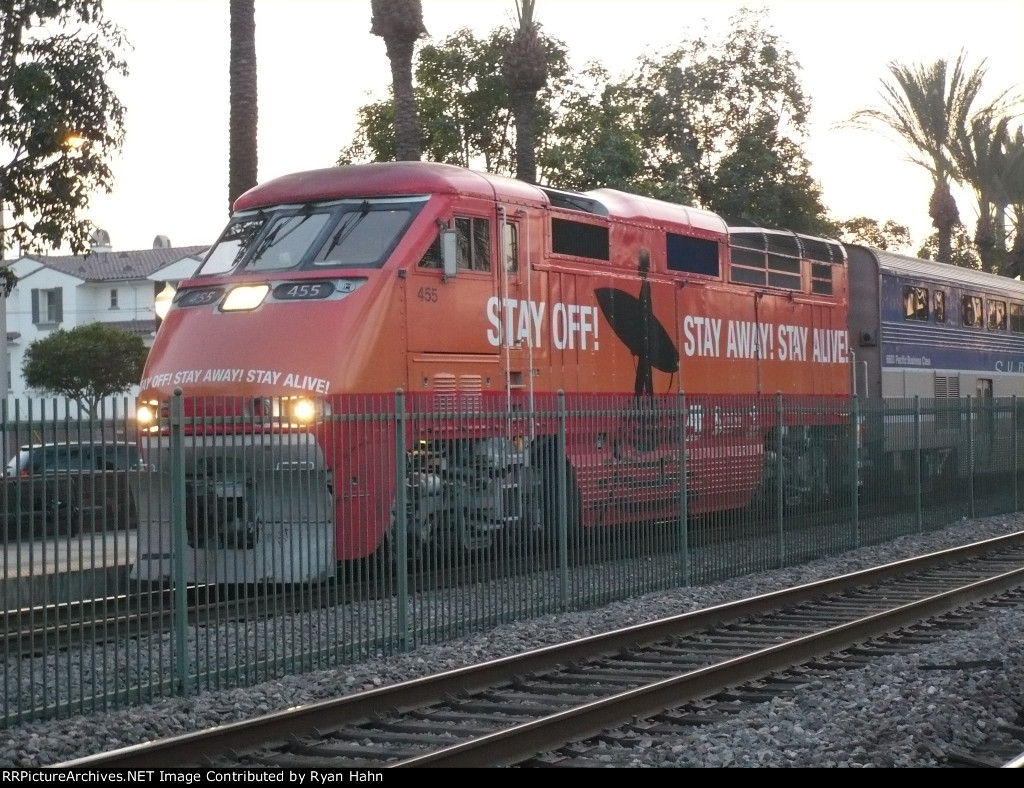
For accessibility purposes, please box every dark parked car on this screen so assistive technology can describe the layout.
[2,441,142,538]
[5,442,143,477]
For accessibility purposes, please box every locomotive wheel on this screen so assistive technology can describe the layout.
[385,499,468,568]
[750,437,830,514]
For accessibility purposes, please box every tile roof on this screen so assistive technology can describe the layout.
[16,245,208,282]
[107,319,157,337]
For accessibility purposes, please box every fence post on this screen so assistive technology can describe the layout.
[393,389,409,651]
[914,395,922,532]
[169,388,190,696]
[677,391,688,588]
[968,394,976,519]
[1014,396,1019,512]
[850,394,860,549]
[556,391,569,610]
[774,392,784,567]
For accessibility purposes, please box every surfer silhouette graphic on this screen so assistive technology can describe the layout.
[594,248,679,399]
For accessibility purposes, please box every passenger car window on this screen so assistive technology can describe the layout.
[903,286,928,320]
[962,295,984,327]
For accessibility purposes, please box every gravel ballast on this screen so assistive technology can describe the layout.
[4,514,1024,768]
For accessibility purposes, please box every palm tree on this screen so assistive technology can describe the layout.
[955,117,1011,274]
[1001,127,1024,278]
[501,0,548,184]
[848,52,1015,263]
[370,0,426,162]
[228,0,258,213]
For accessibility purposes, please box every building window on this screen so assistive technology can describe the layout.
[110,288,119,309]
[30,288,63,325]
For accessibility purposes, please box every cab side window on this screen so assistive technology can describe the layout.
[456,217,490,271]
[417,216,492,272]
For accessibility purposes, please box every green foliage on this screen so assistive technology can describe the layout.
[836,217,913,252]
[343,8,907,238]
[0,0,129,259]
[339,26,571,175]
[22,322,147,413]
[916,223,982,269]
[539,66,647,191]
[618,7,829,230]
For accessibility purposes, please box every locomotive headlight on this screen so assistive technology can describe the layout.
[222,284,270,311]
[273,396,328,426]
[136,400,161,433]
[291,398,317,423]
[137,402,156,426]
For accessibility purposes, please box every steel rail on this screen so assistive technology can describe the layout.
[53,530,1024,769]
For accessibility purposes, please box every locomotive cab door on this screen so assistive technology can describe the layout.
[403,204,502,399]
[493,207,537,399]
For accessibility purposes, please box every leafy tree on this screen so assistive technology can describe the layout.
[0,0,128,280]
[611,7,831,233]
[501,0,547,184]
[835,217,912,252]
[340,27,571,175]
[22,322,147,415]
[954,116,1009,273]
[228,0,257,212]
[916,222,982,269]
[344,7,830,234]
[539,66,646,191]
[704,132,833,235]
[1003,126,1024,277]
[847,51,1016,264]
[370,0,426,162]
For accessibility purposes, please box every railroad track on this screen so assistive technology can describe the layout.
[2,585,341,657]
[1,491,978,660]
[56,530,1024,769]
[2,546,576,658]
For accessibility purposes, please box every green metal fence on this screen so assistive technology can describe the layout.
[1,392,1021,726]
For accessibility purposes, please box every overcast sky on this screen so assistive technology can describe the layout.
[80,0,1024,254]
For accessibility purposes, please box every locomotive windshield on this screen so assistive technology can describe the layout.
[196,196,428,276]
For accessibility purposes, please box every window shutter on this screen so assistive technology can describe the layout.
[55,288,63,323]
[31,289,39,324]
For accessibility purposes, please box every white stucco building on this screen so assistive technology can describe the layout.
[2,236,206,417]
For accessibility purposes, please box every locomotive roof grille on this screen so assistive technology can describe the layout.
[730,227,844,265]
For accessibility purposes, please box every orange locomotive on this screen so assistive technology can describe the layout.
[132,162,851,583]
